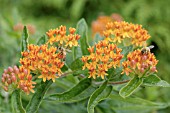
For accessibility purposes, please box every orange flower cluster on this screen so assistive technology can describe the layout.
[91,13,123,37]
[103,21,150,46]
[81,40,123,79]
[122,49,158,77]
[46,25,80,48]
[20,44,64,82]
[1,66,35,94]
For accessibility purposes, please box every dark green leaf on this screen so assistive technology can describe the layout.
[37,35,47,45]
[119,76,143,98]
[143,74,170,87]
[21,26,28,52]
[26,80,53,113]
[45,78,92,103]
[76,18,90,55]
[87,81,112,113]
[69,58,84,71]
[11,90,26,113]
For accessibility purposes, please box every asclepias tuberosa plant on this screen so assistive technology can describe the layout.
[1,19,170,113]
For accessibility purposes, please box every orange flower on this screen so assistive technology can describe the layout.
[81,40,123,79]
[46,25,80,48]
[103,21,150,46]
[121,49,158,77]
[20,44,64,82]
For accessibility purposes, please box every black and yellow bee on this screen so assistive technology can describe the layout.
[141,45,154,55]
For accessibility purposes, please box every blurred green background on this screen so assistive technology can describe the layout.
[0,0,170,113]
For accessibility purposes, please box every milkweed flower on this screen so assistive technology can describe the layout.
[121,49,158,77]
[103,21,150,46]
[46,25,80,48]
[81,40,123,79]
[1,66,35,94]
[20,44,64,82]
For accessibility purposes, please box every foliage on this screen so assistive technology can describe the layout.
[0,0,170,113]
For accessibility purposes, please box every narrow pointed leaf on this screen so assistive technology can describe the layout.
[11,90,26,113]
[143,74,170,87]
[87,81,112,113]
[119,76,143,98]
[76,18,90,55]
[45,78,92,103]
[26,80,53,113]
[21,26,28,52]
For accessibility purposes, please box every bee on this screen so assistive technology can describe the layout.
[141,45,154,54]
[57,47,71,61]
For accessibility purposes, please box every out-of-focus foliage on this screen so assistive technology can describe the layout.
[0,0,170,113]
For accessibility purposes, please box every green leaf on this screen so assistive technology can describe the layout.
[119,76,143,98]
[121,45,133,57]
[87,81,112,113]
[108,94,169,113]
[93,33,103,45]
[143,74,170,87]
[11,90,26,113]
[69,58,84,71]
[45,78,92,103]
[26,80,53,113]
[21,26,28,52]
[37,35,47,45]
[76,18,90,55]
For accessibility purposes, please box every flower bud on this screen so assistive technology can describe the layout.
[1,77,5,83]
[12,75,16,82]
[151,66,156,72]
[4,69,8,74]
[3,86,8,92]
[7,78,12,84]
[8,66,13,73]
[23,87,28,92]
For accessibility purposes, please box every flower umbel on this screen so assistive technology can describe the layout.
[103,21,150,46]
[1,66,35,94]
[46,25,80,48]
[121,49,158,77]
[20,44,64,82]
[81,40,123,79]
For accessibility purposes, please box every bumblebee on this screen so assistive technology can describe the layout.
[141,45,154,54]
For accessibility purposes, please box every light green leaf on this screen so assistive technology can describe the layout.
[21,26,28,52]
[76,18,90,55]
[119,76,143,98]
[44,78,92,103]
[26,80,53,113]
[93,33,103,45]
[11,90,26,113]
[108,94,169,113]
[37,35,47,45]
[143,74,170,87]
[87,81,112,113]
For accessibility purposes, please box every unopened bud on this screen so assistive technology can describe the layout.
[151,66,156,72]
[8,66,13,73]
[12,75,16,82]
[4,69,8,74]
[3,86,8,92]
[23,87,28,92]
[7,78,12,84]
[1,77,5,83]
[24,69,28,75]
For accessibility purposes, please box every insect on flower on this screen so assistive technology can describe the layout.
[141,45,154,55]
